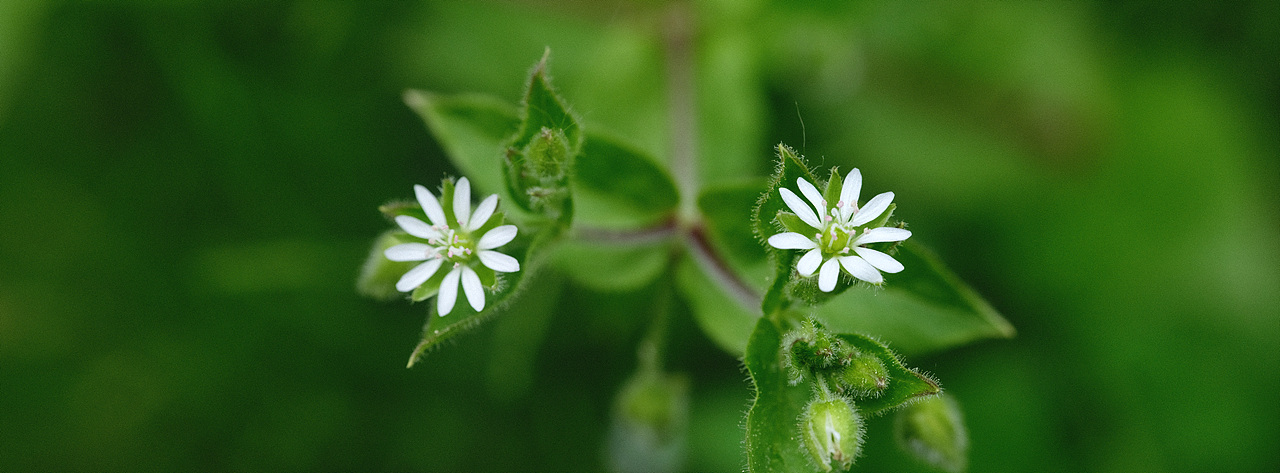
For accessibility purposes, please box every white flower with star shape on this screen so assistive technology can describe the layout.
[383,177,520,315]
[767,168,911,292]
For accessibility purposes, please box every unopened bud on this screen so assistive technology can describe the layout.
[838,350,889,398]
[895,394,969,473]
[525,126,570,181]
[802,398,863,472]
[607,372,688,473]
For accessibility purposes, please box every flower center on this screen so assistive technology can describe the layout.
[817,221,856,257]
[427,226,475,263]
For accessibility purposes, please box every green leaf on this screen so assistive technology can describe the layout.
[574,132,680,227]
[554,237,674,292]
[754,144,822,314]
[510,49,582,153]
[403,90,519,196]
[834,333,939,416]
[501,51,581,222]
[744,318,814,473]
[355,230,417,302]
[406,228,556,367]
[816,241,1016,357]
[675,255,759,356]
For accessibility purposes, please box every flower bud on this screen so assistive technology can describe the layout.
[607,372,688,473]
[525,126,570,180]
[801,397,863,472]
[895,394,968,473]
[838,350,889,398]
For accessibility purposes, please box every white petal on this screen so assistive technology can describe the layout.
[437,266,461,316]
[414,184,448,227]
[839,168,862,222]
[453,177,472,229]
[384,243,432,262]
[476,225,518,250]
[767,232,818,250]
[851,191,894,226]
[467,194,498,232]
[395,215,441,240]
[779,188,822,229]
[460,265,485,312]
[395,259,443,292]
[854,227,912,245]
[818,258,841,292]
[839,255,883,284]
[479,250,519,273]
[854,247,904,273]
[796,177,826,219]
[796,249,823,276]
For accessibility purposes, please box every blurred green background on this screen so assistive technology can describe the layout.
[2,1,1277,471]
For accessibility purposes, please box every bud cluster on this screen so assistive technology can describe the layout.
[783,320,890,399]
[505,126,574,219]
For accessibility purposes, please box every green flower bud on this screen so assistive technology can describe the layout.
[525,126,570,180]
[838,350,889,398]
[607,372,688,473]
[801,397,864,472]
[895,394,969,473]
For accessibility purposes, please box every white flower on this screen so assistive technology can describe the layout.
[383,177,520,315]
[767,168,911,291]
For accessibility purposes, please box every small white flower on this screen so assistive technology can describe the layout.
[767,168,911,291]
[384,177,520,315]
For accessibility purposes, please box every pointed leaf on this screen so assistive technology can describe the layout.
[816,241,1016,356]
[510,49,581,152]
[755,144,819,314]
[574,132,680,227]
[835,333,940,416]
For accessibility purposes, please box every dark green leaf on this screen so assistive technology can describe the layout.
[835,333,939,416]
[403,90,519,195]
[816,241,1016,356]
[744,318,814,472]
[574,132,680,226]
[510,49,581,153]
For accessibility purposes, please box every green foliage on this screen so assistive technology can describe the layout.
[384,50,1007,470]
[744,319,816,472]
[835,333,939,416]
[745,317,940,472]
[895,394,970,473]
[575,132,680,227]
[817,242,1015,356]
